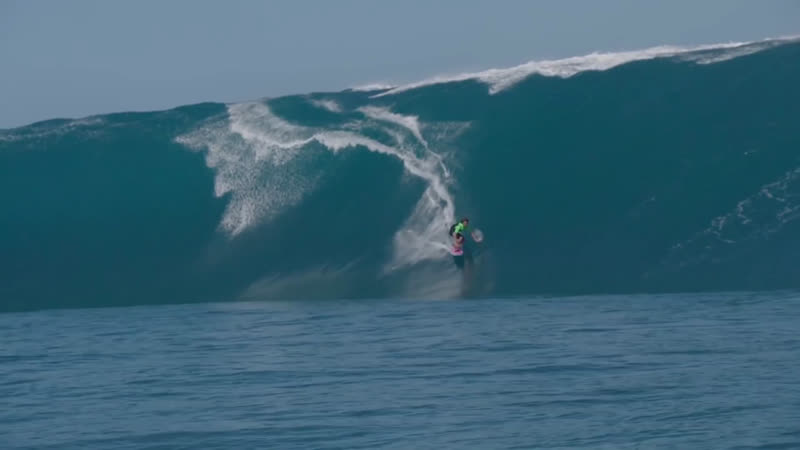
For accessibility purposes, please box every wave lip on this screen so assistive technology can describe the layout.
[370,36,799,98]
[349,83,396,93]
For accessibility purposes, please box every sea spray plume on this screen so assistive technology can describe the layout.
[177,102,461,270]
[177,102,318,236]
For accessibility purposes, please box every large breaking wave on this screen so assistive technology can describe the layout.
[2,37,800,312]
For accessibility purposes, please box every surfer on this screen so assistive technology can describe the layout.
[448,217,482,255]
[449,217,470,254]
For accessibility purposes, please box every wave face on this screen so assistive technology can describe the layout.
[2,39,800,312]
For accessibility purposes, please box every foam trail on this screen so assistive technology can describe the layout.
[177,103,317,235]
[178,102,457,270]
[359,106,429,148]
[359,106,453,180]
[312,131,455,267]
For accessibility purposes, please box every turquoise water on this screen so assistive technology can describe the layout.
[3,292,800,449]
[2,39,800,311]
[3,39,800,448]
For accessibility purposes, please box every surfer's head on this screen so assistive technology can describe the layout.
[461,217,469,226]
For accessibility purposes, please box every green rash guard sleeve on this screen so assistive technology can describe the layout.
[453,223,467,234]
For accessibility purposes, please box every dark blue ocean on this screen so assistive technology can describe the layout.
[3,292,800,449]
[3,38,800,448]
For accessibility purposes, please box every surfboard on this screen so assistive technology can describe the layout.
[450,247,464,256]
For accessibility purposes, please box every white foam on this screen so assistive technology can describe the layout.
[310,131,455,255]
[371,37,798,98]
[176,103,318,235]
[359,106,428,148]
[228,103,315,164]
[683,166,800,249]
[386,185,455,272]
[358,106,453,180]
[683,40,788,65]
[177,102,460,270]
[349,83,396,92]
[309,98,342,113]
[0,116,105,143]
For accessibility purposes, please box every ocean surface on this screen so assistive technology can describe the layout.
[3,37,800,448]
[3,292,800,449]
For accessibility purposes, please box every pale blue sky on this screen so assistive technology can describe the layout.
[1,0,798,128]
